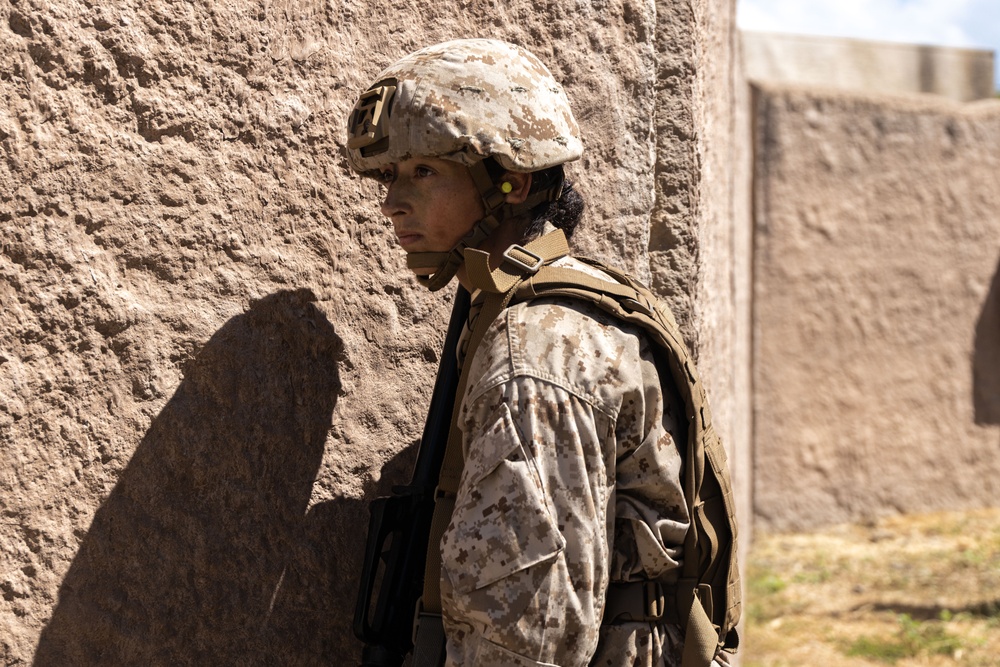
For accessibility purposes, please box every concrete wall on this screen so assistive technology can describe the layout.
[0,0,748,663]
[744,31,996,102]
[752,82,1000,532]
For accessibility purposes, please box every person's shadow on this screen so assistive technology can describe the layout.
[974,254,1000,427]
[33,288,403,665]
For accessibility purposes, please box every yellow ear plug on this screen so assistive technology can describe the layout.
[500,182,513,194]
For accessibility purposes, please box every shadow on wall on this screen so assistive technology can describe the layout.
[32,288,386,665]
[974,254,1000,426]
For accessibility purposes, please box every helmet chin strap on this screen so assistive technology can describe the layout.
[406,215,499,291]
[405,160,562,292]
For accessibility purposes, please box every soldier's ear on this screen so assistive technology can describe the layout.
[500,172,532,205]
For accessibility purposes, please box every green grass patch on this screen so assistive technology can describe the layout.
[791,564,831,585]
[751,571,788,596]
[846,636,911,663]
[745,564,789,623]
[845,614,963,663]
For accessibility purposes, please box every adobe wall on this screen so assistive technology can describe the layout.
[0,0,748,663]
[693,12,754,550]
[744,32,996,102]
[752,83,1000,532]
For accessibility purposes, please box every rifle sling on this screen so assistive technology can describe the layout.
[419,230,570,617]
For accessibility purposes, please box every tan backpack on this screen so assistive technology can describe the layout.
[436,229,743,665]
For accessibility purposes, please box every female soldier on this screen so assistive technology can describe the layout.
[346,39,733,667]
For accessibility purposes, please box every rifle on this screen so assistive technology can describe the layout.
[354,286,471,667]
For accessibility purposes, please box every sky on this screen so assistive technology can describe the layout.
[737,0,1000,89]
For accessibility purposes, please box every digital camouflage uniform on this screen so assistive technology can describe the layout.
[440,256,702,667]
[346,39,734,667]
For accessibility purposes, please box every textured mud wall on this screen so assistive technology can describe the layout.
[691,5,752,548]
[645,0,752,552]
[1,0,746,664]
[752,83,1000,532]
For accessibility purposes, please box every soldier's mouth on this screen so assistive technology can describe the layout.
[397,233,422,248]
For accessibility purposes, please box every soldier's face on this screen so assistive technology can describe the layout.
[378,156,484,275]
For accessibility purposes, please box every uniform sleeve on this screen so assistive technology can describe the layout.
[609,341,689,583]
[440,375,614,667]
[438,295,690,666]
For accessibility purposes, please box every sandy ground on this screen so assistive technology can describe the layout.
[743,508,1000,666]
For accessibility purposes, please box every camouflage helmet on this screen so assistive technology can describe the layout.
[346,39,583,176]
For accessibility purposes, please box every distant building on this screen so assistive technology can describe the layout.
[743,31,996,102]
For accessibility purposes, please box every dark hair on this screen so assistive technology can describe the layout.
[483,158,585,240]
[527,173,584,241]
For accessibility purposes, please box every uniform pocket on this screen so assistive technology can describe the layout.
[442,402,566,594]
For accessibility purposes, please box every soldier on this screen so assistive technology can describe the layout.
[346,39,734,667]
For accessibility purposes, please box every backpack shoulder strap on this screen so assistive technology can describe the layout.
[421,231,573,619]
[453,235,741,664]
[515,259,742,664]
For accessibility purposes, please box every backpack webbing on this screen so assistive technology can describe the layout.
[517,259,742,663]
[425,231,741,665]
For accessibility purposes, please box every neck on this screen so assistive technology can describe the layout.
[455,215,530,291]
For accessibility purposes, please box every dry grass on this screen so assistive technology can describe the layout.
[743,508,1000,667]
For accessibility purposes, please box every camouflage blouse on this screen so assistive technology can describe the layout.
[439,256,697,667]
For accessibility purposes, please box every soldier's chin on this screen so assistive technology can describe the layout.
[409,265,435,277]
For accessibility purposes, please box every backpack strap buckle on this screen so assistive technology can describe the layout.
[502,244,544,274]
[604,581,677,624]
[464,229,569,294]
[644,581,666,619]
